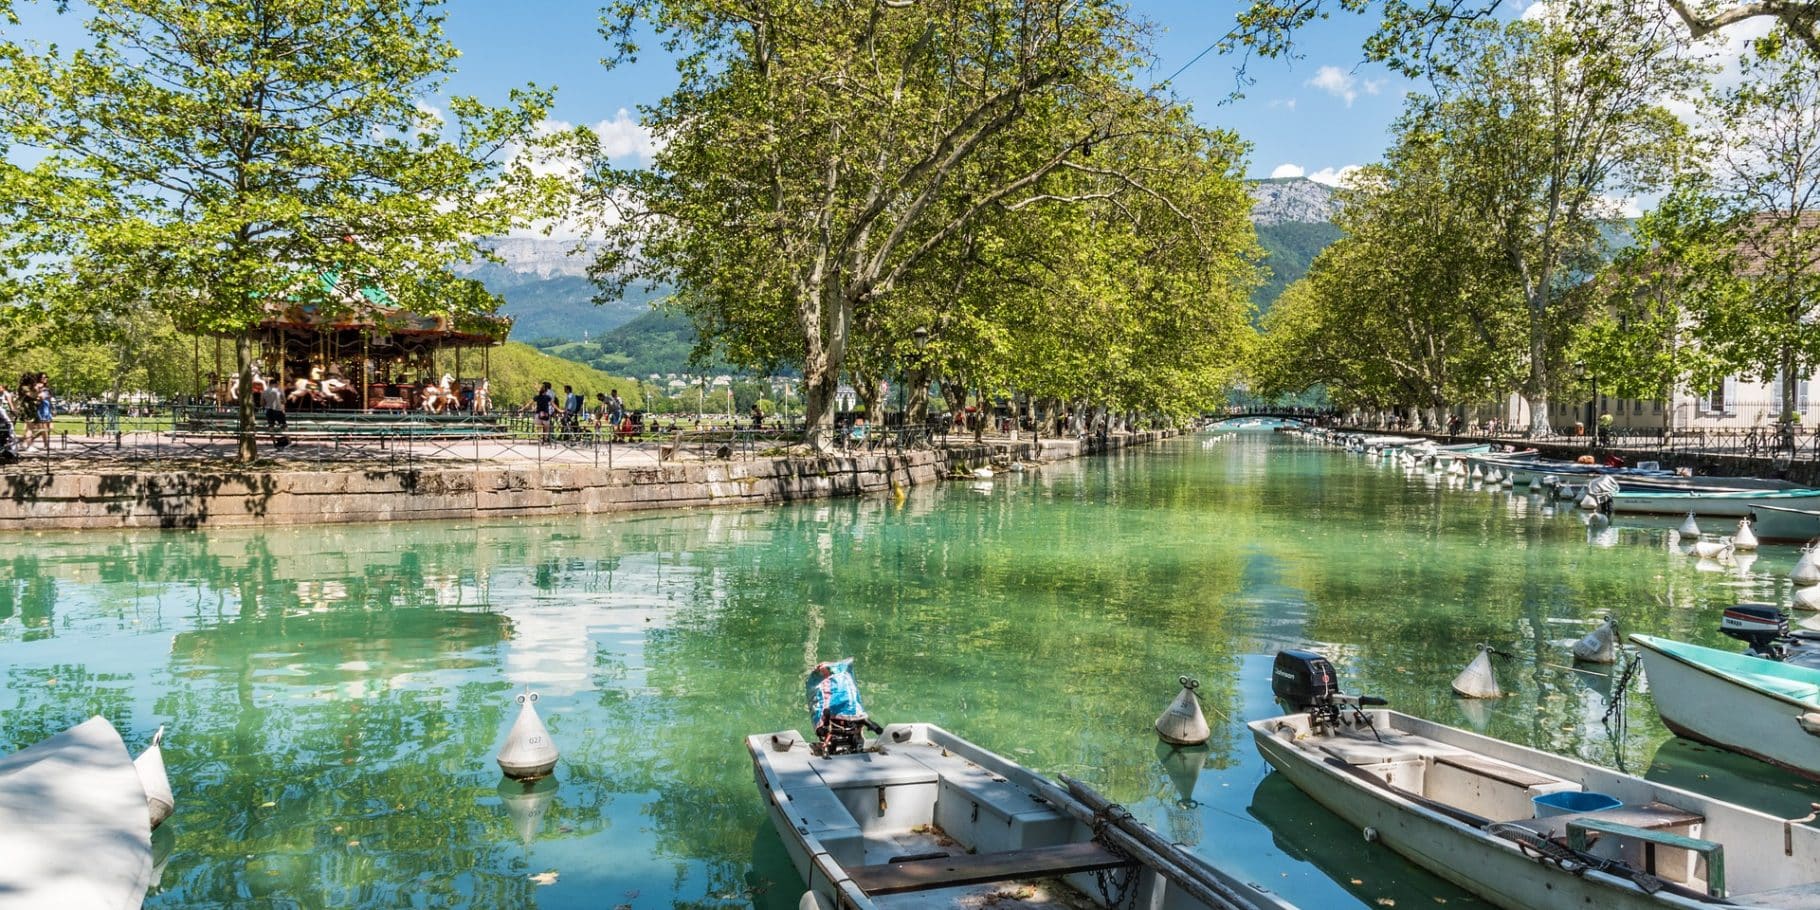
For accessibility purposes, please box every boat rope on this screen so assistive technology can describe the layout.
[1602,652,1642,728]
[1088,804,1141,910]
[1486,824,1665,893]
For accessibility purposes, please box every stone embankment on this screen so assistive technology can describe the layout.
[0,430,1174,531]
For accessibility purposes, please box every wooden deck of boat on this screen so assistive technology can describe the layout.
[847,841,1131,895]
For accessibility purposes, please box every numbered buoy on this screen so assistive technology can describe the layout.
[134,725,174,830]
[1794,547,1820,587]
[1678,512,1701,539]
[1451,645,1503,699]
[498,776,559,845]
[1734,518,1759,552]
[1571,618,1618,664]
[497,689,559,780]
[1155,676,1211,746]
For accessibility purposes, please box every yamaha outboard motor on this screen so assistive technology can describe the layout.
[806,658,883,756]
[1273,649,1388,737]
[1722,603,1792,659]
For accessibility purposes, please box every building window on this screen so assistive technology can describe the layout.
[1633,398,1643,414]
[1707,386,1725,413]
[1653,399,1663,414]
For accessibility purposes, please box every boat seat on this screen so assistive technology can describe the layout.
[1431,752,1563,790]
[1500,801,1705,839]
[844,841,1132,895]
[812,750,939,790]
[1314,732,1427,766]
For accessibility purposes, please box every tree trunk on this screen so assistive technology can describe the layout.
[1525,314,1551,436]
[905,366,930,426]
[801,360,839,451]
[235,334,257,462]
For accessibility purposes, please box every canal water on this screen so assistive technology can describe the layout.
[3,430,1817,909]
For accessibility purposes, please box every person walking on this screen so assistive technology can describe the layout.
[260,379,290,449]
[21,373,52,453]
[607,389,625,429]
[529,381,555,442]
[561,384,583,441]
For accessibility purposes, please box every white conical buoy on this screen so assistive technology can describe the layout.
[1734,518,1759,551]
[1154,676,1211,746]
[1501,472,1515,488]
[972,466,994,480]
[1678,512,1701,539]
[134,725,174,830]
[1571,618,1618,664]
[1795,584,1820,612]
[1451,645,1503,699]
[1794,547,1820,587]
[1578,493,1599,511]
[1470,464,1484,481]
[1692,537,1734,562]
[497,689,559,780]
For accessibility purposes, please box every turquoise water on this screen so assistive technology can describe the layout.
[3,431,1817,909]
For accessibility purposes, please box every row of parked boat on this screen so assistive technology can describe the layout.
[1304,427,1820,541]
[746,433,1820,909]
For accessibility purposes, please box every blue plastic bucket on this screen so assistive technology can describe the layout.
[1532,791,1622,818]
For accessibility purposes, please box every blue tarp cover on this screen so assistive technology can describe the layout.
[806,659,867,722]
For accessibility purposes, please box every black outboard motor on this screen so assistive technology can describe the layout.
[1272,649,1340,711]
[1722,603,1792,659]
[1273,649,1389,737]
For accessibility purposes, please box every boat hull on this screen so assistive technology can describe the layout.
[1610,489,1820,517]
[1632,635,1820,779]
[1748,504,1820,543]
[1250,724,1703,910]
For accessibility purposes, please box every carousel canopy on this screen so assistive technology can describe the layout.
[190,269,512,348]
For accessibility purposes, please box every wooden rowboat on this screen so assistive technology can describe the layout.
[1632,634,1820,779]
[1251,706,1820,908]
[1747,504,1820,543]
[0,717,156,909]
[749,723,1293,910]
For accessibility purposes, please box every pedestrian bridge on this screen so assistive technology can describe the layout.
[1206,408,1336,425]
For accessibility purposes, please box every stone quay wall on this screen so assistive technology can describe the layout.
[0,429,1175,531]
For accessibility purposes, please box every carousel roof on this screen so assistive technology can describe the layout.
[195,270,512,346]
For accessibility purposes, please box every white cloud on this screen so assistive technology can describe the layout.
[1306,66,1382,107]
[590,108,662,165]
[1307,165,1363,187]
[1269,163,1306,179]
[1267,98,1298,111]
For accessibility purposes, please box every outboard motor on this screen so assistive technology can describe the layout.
[1273,649,1388,737]
[806,658,883,756]
[1721,604,1792,659]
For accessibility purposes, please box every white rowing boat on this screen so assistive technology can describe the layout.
[0,717,156,909]
[1250,648,1820,909]
[1632,634,1820,779]
[1748,504,1820,543]
[749,723,1293,910]
[1610,487,1820,517]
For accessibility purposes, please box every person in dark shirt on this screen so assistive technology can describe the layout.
[529,382,554,442]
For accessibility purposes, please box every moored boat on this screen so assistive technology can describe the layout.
[1748,504,1820,543]
[1610,487,1820,517]
[1250,648,1820,909]
[750,724,1292,910]
[0,716,157,909]
[1631,633,1820,779]
[753,660,1290,910]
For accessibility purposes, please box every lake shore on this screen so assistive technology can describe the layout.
[0,429,1175,531]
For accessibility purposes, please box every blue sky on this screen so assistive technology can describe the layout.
[436,1,1407,183]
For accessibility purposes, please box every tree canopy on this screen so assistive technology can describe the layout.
[0,0,575,457]
[587,0,1259,439]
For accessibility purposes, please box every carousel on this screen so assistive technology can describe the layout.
[194,271,510,419]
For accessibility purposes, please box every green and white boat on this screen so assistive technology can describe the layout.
[1632,634,1820,778]
[1609,487,1820,517]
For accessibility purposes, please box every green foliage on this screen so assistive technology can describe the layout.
[540,310,723,378]
[0,0,579,456]
[589,0,1257,433]
[440,342,645,414]
[1252,221,1343,315]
